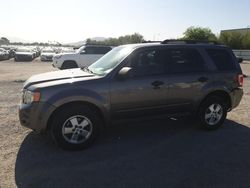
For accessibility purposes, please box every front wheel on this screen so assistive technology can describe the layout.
[198,96,227,130]
[50,104,101,150]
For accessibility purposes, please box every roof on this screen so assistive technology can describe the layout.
[119,40,227,50]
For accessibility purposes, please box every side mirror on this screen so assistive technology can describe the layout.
[117,67,133,80]
[237,57,243,63]
[80,50,86,54]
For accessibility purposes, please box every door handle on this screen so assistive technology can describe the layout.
[151,80,164,89]
[198,77,209,82]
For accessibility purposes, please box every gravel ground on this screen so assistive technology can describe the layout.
[0,59,250,188]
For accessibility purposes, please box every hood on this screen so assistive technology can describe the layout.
[41,52,55,56]
[55,52,76,57]
[16,52,33,55]
[24,68,94,89]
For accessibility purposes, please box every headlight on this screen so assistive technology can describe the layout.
[23,90,41,104]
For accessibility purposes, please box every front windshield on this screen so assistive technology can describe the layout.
[42,49,54,53]
[16,48,31,52]
[76,46,85,53]
[88,46,133,75]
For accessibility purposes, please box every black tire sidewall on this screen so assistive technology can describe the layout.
[199,96,227,130]
[51,105,101,150]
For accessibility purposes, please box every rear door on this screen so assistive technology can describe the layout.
[205,48,242,89]
[165,48,211,113]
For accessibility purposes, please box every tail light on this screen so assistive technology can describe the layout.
[238,74,244,87]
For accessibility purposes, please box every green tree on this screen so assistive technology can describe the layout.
[219,32,244,49]
[242,33,250,49]
[0,37,10,44]
[183,26,217,41]
[86,33,144,46]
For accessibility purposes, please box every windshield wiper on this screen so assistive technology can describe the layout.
[82,67,95,74]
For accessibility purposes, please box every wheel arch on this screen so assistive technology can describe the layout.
[46,101,107,131]
[61,60,78,69]
[198,90,232,112]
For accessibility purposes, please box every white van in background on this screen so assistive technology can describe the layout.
[52,45,112,69]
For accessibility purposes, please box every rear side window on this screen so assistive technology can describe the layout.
[84,47,111,54]
[97,47,112,54]
[206,49,236,71]
[167,49,205,73]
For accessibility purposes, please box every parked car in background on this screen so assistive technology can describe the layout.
[236,56,243,63]
[32,47,40,58]
[19,40,244,150]
[15,48,35,61]
[60,48,75,53]
[40,48,56,61]
[1,46,16,58]
[52,45,112,69]
[0,48,10,60]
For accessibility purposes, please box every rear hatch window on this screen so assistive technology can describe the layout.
[206,49,236,71]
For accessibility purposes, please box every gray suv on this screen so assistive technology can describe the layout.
[19,40,244,150]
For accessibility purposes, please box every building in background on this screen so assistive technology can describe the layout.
[221,28,250,35]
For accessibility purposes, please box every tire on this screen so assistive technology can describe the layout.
[50,104,101,150]
[198,96,227,130]
[61,61,78,69]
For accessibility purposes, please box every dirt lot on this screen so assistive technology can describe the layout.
[0,59,250,188]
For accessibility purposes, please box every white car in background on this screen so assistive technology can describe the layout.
[40,48,56,61]
[15,48,35,61]
[52,45,112,69]
[0,48,10,60]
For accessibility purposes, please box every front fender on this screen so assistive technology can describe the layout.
[43,88,110,123]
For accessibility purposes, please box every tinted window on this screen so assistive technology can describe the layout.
[97,47,111,54]
[131,49,167,76]
[167,49,205,73]
[206,49,236,71]
[84,47,111,54]
[84,47,95,54]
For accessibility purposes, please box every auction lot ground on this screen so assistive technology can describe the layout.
[0,58,250,188]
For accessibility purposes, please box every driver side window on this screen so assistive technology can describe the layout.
[130,49,167,77]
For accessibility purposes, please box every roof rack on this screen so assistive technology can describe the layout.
[161,39,220,45]
[142,40,161,43]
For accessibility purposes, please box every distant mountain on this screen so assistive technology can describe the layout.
[4,36,32,43]
[65,37,107,47]
[66,41,86,47]
[1,35,107,46]
[91,37,107,41]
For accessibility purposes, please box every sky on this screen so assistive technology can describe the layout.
[1,0,250,43]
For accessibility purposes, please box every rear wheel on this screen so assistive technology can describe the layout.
[198,96,227,130]
[50,104,101,150]
[61,61,78,69]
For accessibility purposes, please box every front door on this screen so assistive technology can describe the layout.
[110,48,169,119]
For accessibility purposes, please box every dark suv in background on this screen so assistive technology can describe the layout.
[19,40,244,150]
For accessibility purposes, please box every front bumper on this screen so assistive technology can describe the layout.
[230,88,243,109]
[15,55,33,61]
[19,102,56,132]
[41,56,53,61]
